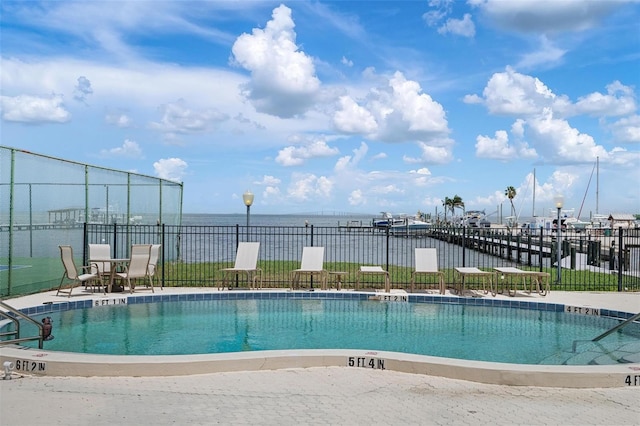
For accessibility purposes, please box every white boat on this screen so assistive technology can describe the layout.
[459,210,491,228]
[389,214,432,235]
[372,212,405,229]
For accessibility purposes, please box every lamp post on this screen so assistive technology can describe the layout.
[243,190,254,227]
[554,194,564,285]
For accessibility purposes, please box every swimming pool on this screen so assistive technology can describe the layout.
[12,293,640,366]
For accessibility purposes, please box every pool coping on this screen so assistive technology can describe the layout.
[1,290,639,388]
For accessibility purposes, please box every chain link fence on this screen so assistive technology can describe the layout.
[0,146,183,297]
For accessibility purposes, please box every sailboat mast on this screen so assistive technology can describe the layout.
[596,156,599,215]
[532,168,536,217]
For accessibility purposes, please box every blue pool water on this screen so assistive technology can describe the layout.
[17,298,640,365]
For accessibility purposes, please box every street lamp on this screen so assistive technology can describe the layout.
[243,190,254,227]
[554,194,564,284]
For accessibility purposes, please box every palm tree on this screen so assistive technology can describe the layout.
[505,186,517,221]
[442,197,451,222]
[443,195,464,223]
[451,195,465,217]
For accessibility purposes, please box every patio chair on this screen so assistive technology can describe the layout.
[88,243,112,279]
[147,244,162,289]
[115,244,153,293]
[219,242,262,290]
[411,248,445,294]
[289,247,327,290]
[57,245,103,297]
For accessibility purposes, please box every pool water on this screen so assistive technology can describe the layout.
[18,299,640,365]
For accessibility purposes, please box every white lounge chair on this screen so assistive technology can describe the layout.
[219,242,262,290]
[57,245,102,297]
[147,244,162,289]
[115,244,153,293]
[411,248,445,294]
[88,243,111,279]
[289,247,326,290]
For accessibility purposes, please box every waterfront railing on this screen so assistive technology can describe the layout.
[82,223,639,293]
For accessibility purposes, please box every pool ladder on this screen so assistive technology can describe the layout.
[0,299,45,349]
[592,311,640,342]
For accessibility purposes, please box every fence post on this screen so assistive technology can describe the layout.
[539,232,544,272]
[235,224,240,287]
[82,222,88,266]
[618,227,623,292]
[385,226,390,270]
[113,223,118,258]
[462,227,466,267]
[161,223,165,288]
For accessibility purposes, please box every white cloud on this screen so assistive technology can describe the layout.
[438,13,476,37]
[474,67,570,116]
[462,94,482,104]
[609,114,640,144]
[475,0,622,34]
[0,57,249,111]
[334,142,368,172]
[153,157,187,182]
[256,175,281,186]
[423,0,454,27]
[333,71,450,145]
[410,167,432,176]
[0,94,70,123]
[403,140,453,164]
[276,138,339,166]
[475,129,537,160]
[516,36,567,69]
[287,173,333,201]
[99,139,142,158]
[526,108,609,163]
[341,56,353,67]
[105,112,133,128]
[373,184,404,195]
[348,189,365,206]
[262,185,282,201]
[574,81,636,117]
[409,167,433,187]
[475,130,516,159]
[73,76,93,103]
[231,4,321,118]
[333,96,378,134]
[149,99,228,139]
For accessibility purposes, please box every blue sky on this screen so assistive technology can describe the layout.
[1,1,639,218]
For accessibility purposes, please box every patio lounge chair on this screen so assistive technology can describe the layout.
[147,244,162,288]
[410,248,445,294]
[88,243,112,280]
[289,247,326,290]
[57,245,102,297]
[219,242,263,290]
[115,244,153,293]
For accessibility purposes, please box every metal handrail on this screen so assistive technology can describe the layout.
[0,299,44,349]
[592,311,640,342]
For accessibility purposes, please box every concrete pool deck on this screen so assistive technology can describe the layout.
[1,288,639,425]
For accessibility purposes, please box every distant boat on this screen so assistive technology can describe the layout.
[372,212,404,229]
[459,210,491,228]
[389,215,432,235]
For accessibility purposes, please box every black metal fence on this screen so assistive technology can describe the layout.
[85,223,640,292]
